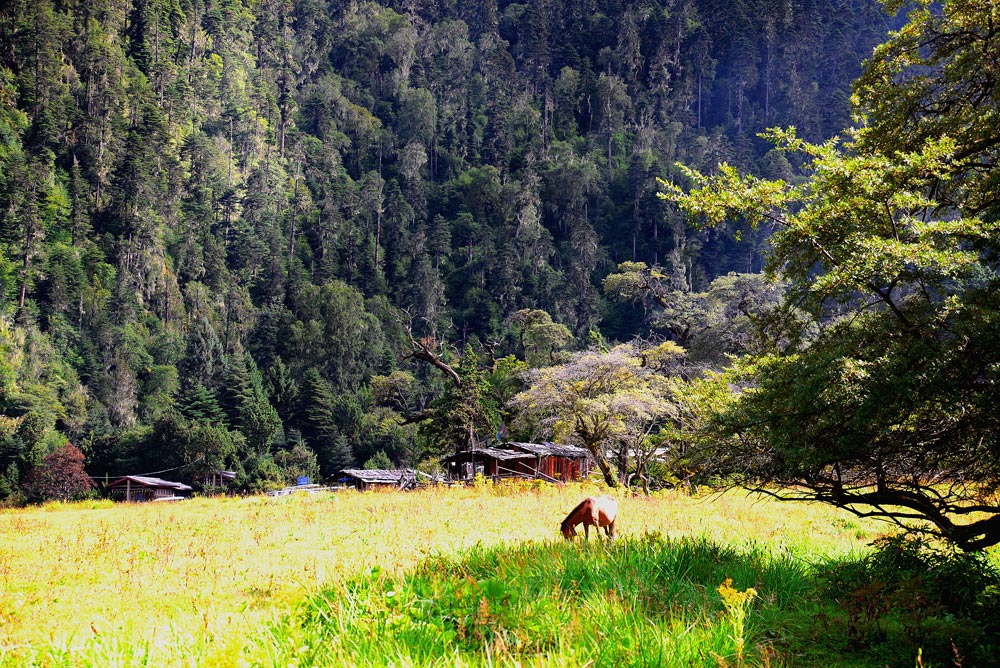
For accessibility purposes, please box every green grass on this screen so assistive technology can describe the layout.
[259,535,791,667]
[2,485,998,667]
[254,534,1000,668]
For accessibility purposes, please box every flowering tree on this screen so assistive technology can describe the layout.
[22,443,94,502]
[511,341,681,487]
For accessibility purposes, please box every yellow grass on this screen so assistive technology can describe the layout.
[0,482,883,662]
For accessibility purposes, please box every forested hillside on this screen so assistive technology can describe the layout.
[0,0,891,495]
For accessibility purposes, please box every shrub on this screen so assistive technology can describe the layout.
[816,534,1000,664]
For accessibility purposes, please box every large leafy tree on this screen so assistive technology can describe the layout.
[603,263,786,363]
[22,443,94,502]
[667,0,1000,551]
[511,341,680,488]
[509,308,572,367]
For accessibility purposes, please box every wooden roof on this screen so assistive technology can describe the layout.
[108,475,193,491]
[505,442,590,458]
[338,469,416,484]
[440,447,535,463]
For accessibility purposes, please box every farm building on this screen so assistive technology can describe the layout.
[442,442,591,483]
[441,446,534,480]
[107,475,193,502]
[505,442,591,482]
[337,469,418,491]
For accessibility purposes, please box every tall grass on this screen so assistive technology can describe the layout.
[3,482,993,667]
[263,535,809,667]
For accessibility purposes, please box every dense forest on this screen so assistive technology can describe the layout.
[0,0,894,497]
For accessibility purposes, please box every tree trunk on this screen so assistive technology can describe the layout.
[586,443,618,488]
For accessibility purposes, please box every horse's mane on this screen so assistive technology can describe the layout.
[560,497,592,531]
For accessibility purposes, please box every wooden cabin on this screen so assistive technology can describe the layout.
[441,446,535,481]
[441,442,591,483]
[337,469,418,491]
[504,442,591,482]
[107,475,193,502]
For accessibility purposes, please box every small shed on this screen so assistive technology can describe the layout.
[107,475,193,502]
[505,442,592,482]
[199,470,237,491]
[337,469,418,491]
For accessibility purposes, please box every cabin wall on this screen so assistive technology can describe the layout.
[109,485,165,502]
[536,456,585,482]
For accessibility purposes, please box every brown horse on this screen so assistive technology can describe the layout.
[560,495,618,540]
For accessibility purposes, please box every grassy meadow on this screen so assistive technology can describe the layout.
[1,481,996,667]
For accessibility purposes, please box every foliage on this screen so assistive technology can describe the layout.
[815,535,1000,663]
[21,443,94,502]
[0,0,893,494]
[151,412,246,482]
[603,263,787,362]
[666,1,1000,551]
[419,345,499,457]
[511,341,681,488]
[273,443,321,486]
[509,309,572,366]
[362,449,393,470]
[176,383,226,425]
[855,0,1000,218]
[221,353,282,455]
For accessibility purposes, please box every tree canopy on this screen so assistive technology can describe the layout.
[0,0,895,497]
[511,341,681,488]
[667,0,1000,551]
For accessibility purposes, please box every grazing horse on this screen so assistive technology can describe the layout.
[560,495,618,540]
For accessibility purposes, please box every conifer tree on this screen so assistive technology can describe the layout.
[177,383,226,425]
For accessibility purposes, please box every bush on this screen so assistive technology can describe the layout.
[816,534,1000,664]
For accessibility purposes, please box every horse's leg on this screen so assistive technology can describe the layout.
[586,506,600,540]
[608,519,616,539]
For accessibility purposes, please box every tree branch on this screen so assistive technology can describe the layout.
[398,310,462,387]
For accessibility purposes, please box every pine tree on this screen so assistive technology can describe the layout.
[221,353,281,455]
[177,383,227,425]
[296,368,339,451]
[264,357,299,423]
[419,345,497,456]
[324,434,354,477]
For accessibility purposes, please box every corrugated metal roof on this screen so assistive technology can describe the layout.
[108,475,193,491]
[505,442,590,458]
